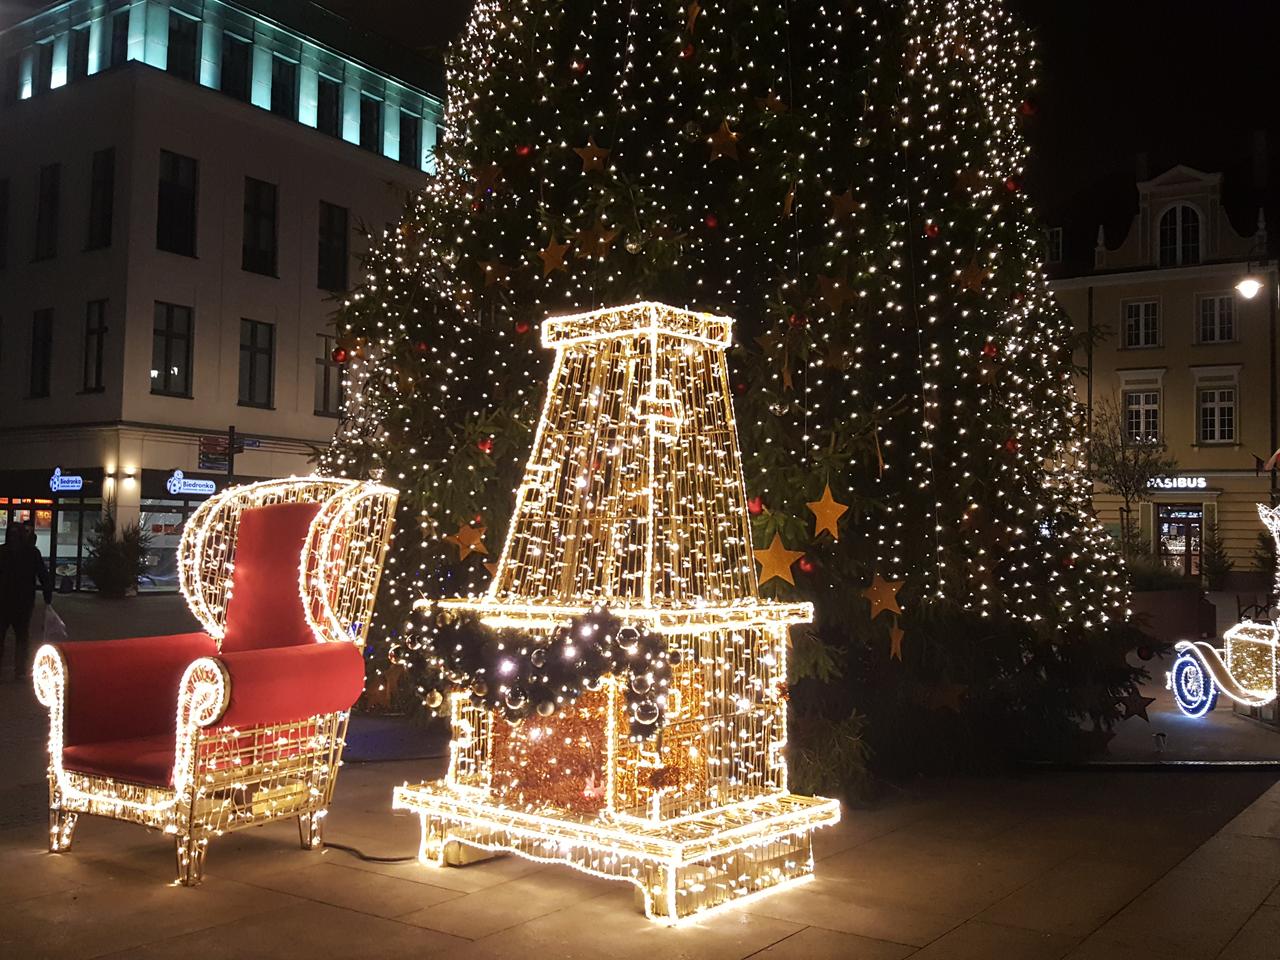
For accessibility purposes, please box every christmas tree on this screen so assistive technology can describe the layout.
[325,0,1150,774]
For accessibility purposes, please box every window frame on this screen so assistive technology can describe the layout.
[1124,389,1161,442]
[1044,226,1063,265]
[1197,386,1237,445]
[69,25,92,83]
[317,75,341,137]
[314,334,345,417]
[33,40,53,95]
[166,10,200,83]
[317,200,349,291]
[156,149,198,257]
[82,299,107,393]
[33,163,60,262]
[1197,293,1235,344]
[1158,204,1201,267]
[359,94,382,152]
[241,176,279,277]
[219,31,252,102]
[0,178,9,270]
[109,8,130,69]
[238,318,275,408]
[86,147,115,250]
[270,55,299,119]
[151,301,193,398]
[1122,298,1160,349]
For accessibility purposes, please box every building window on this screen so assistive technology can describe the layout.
[315,334,344,416]
[156,150,198,257]
[0,178,8,269]
[1044,226,1063,264]
[167,12,199,83]
[1198,295,1234,343]
[238,318,274,408]
[317,201,348,291]
[30,309,53,398]
[83,299,106,392]
[271,56,298,118]
[1159,204,1200,267]
[4,53,20,104]
[34,41,53,95]
[33,163,60,261]
[1124,390,1160,442]
[109,9,130,68]
[220,32,252,102]
[86,148,115,250]
[1198,388,1236,444]
[69,26,91,83]
[399,111,421,167]
[317,75,341,136]
[359,94,382,151]
[1123,300,1159,348]
[152,302,193,397]
[242,177,278,276]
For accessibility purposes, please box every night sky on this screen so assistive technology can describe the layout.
[3,0,1274,270]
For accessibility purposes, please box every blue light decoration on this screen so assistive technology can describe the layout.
[49,468,84,493]
[166,470,217,497]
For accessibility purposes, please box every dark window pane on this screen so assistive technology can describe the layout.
[317,76,341,136]
[399,111,421,167]
[0,178,9,269]
[317,200,348,291]
[69,27,91,82]
[34,163,60,261]
[238,318,274,407]
[271,56,298,118]
[87,148,114,249]
[156,150,198,256]
[30,308,53,397]
[1181,207,1200,265]
[34,42,53,94]
[109,9,130,68]
[4,54,20,103]
[315,335,344,416]
[151,301,193,397]
[83,299,106,391]
[359,95,381,151]
[220,32,251,102]
[167,12,198,83]
[242,177,278,276]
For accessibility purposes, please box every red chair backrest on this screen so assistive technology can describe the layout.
[221,501,323,653]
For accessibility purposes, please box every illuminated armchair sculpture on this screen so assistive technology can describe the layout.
[32,478,397,885]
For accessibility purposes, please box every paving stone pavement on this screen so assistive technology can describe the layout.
[4,597,1280,958]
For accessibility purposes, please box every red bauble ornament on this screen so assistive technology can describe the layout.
[570,59,587,74]
[414,340,429,355]
[981,342,999,359]
[747,496,765,516]
[474,513,484,525]
[798,556,816,575]
[331,346,348,364]
[924,221,940,238]
[1004,438,1020,454]
[734,381,748,395]
[1019,98,1038,117]
[515,144,533,157]
[680,43,696,60]
[1004,176,1021,193]
[704,213,719,229]
[515,320,532,335]
[788,312,808,329]
[1137,645,1154,662]
[477,438,495,455]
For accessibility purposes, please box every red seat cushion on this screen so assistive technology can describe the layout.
[222,501,322,653]
[63,734,175,787]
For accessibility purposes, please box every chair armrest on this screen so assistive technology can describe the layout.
[34,633,217,746]
[217,643,365,729]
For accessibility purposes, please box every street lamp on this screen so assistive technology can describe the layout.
[1237,262,1280,503]
[1237,277,1264,300]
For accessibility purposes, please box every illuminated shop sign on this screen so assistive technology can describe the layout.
[1147,476,1209,491]
[49,468,84,493]
[166,470,217,496]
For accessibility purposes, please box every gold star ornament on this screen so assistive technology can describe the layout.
[444,523,488,563]
[574,137,611,174]
[807,485,850,540]
[863,574,903,619]
[707,121,739,162]
[538,236,570,276]
[754,533,805,586]
[573,220,620,260]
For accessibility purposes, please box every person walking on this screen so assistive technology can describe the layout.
[0,524,54,680]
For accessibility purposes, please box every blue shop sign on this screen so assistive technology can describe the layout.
[166,470,218,497]
[49,468,84,493]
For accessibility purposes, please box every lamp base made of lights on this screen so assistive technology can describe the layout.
[392,783,839,923]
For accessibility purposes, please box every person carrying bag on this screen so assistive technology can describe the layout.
[0,524,55,681]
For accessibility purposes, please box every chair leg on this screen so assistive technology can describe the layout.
[175,832,208,887]
[298,811,324,850]
[49,807,78,852]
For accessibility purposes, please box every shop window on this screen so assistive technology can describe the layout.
[34,163,60,261]
[1124,390,1159,442]
[83,299,107,392]
[242,177,278,276]
[109,9,130,68]
[1123,300,1159,348]
[1158,504,1202,578]
[1198,388,1236,444]
[30,308,53,398]
[220,32,252,102]
[69,26,91,83]
[167,11,199,83]
[359,94,382,152]
[1159,204,1200,267]
[86,147,115,250]
[400,111,421,167]
[271,56,298,119]
[156,150,198,257]
[315,334,344,416]
[151,301,193,397]
[239,318,274,408]
[317,200,348,291]
[317,75,341,136]
[1198,295,1234,343]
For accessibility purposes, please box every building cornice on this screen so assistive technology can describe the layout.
[1050,260,1277,292]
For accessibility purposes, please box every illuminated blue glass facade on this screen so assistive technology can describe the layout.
[1,0,441,172]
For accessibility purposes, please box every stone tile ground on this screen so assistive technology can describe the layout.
[3,595,1280,958]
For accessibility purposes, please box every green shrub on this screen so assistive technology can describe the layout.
[1126,553,1187,593]
[1201,522,1234,590]
[84,511,152,598]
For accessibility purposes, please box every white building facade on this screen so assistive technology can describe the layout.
[0,0,439,589]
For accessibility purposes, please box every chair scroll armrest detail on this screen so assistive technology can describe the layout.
[218,643,366,729]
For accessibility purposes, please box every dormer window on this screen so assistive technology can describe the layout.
[1158,204,1200,267]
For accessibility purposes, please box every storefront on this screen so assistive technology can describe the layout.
[137,469,226,591]
[0,467,104,592]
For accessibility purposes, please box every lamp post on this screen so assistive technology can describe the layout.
[1236,263,1279,504]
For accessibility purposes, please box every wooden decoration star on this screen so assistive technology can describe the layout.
[863,573,903,619]
[807,485,850,541]
[574,137,611,174]
[538,236,570,276]
[754,533,805,586]
[757,90,788,114]
[686,0,702,33]
[958,257,987,292]
[574,221,620,260]
[1120,690,1157,722]
[444,523,488,563]
[707,121,740,162]
[478,260,511,287]
[782,185,795,219]
[470,163,503,196]
[889,622,904,661]
[830,188,858,220]
[817,273,854,312]
[954,167,983,191]
[483,561,499,578]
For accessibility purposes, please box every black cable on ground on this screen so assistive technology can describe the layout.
[325,841,418,864]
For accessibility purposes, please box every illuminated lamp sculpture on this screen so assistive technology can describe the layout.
[394,302,840,923]
[1170,503,1280,717]
[33,477,397,884]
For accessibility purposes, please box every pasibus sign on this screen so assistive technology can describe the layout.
[49,467,84,493]
[1147,476,1209,491]
[166,470,218,496]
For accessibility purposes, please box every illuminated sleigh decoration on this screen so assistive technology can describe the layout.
[1169,503,1280,717]
[394,302,840,924]
[32,477,396,885]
